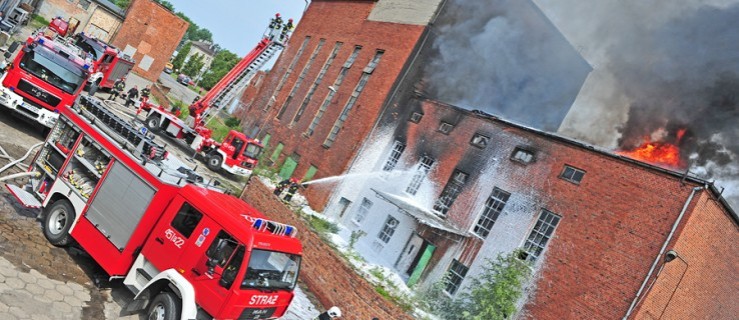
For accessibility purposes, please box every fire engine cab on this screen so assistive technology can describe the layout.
[6,95,303,319]
[0,34,91,128]
[73,32,135,90]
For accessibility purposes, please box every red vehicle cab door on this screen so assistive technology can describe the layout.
[141,197,207,274]
[187,229,243,317]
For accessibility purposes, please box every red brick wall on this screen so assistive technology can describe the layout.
[396,100,731,319]
[240,179,413,320]
[112,0,188,82]
[239,0,426,210]
[633,192,739,320]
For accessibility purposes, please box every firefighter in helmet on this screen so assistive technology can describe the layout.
[270,13,283,30]
[280,18,294,41]
[283,178,301,202]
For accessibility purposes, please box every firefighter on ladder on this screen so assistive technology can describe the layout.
[267,13,283,40]
[280,18,294,42]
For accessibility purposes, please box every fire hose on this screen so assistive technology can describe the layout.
[0,142,42,174]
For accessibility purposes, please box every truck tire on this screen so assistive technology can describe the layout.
[43,200,75,247]
[206,154,223,171]
[147,292,180,320]
[146,116,161,133]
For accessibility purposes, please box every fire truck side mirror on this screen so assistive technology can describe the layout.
[22,44,32,53]
[7,41,19,54]
[3,51,10,59]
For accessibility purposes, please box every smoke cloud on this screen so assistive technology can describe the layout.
[423,0,739,207]
[422,0,591,132]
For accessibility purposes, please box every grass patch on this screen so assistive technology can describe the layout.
[305,215,339,235]
[31,14,49,27]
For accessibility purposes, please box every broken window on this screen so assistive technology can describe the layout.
[275,37,311,92]
[560,165,585,184]
[382,141,405,171]
[512,147,535,164]
[438,122,454,134]
[470,133,490,148]
[377,215,399,243]
[409,112,423,123]
[353,198,373,224]
[406,156,434,195]
[521,209,561,262]
[473,188,511,238]
[433,170,469,215]
[444,259,469,295]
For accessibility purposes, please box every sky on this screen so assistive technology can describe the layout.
[167,0,308,56]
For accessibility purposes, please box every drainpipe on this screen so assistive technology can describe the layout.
[622,185,705,320]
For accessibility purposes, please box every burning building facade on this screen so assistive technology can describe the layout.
[323,98,737,319]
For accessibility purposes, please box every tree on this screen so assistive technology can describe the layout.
[153,0,174,11]
[113,0,131,9]
[171,42,192,72]
[182,53,205,78]
[418,251,532,320]
[199,49,240,89]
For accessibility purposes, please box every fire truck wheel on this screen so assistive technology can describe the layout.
[43,200,75,247]
[147,291,181,320]
[206,154,223,171]
[146,116,161,133]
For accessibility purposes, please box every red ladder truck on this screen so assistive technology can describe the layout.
[0,34,91,129]
[6,95,303,320]
[72,32,135,90]
[142,18,289,177]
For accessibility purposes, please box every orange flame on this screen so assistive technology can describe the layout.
[619,142,682,168]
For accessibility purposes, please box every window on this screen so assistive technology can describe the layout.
[522,210,561,262]
[406,156,434,195]
[473,188,511,238]
[323,50,384,147]
[78,0,91,10]
[383,141,405,171]
[470,134,490,148]
[306,46,362,136]
[171,203,203,238]
[354,198,372,224]
[512,147,535,164]
[275,37,310,92]
[409,112,423,123]
[292,42,343,124]
[560,165,585,184]
[363,50,384,73]
[444,259,469,295]
[433,170,469,215]
[277,39,325,120]
[438,122,453,134]
[377,215,399,243]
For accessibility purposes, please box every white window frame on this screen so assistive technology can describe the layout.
[353,198,373,225]
[522,209,561,261]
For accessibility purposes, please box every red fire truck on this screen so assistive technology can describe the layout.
[6,95,303,319]
[0,34,91,129]
[143,19,288,177]
[73,32,135,90]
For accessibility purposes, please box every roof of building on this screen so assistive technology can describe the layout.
[421,97,739,224]
[190,41,217,57]
[94,0,126,19]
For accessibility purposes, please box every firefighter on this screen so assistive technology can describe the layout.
[283,178,301,202]
[280,19,294,42]
[271,13,283,30]
[108,77,126,101]
[124,85,139,108]
[274,179,290,196]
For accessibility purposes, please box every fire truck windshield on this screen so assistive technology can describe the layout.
[20,45,86,94]
[243,143,262,159]
[242,249,300,290]
[74,35,105,60]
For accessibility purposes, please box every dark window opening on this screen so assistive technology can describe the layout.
[171,203,203,238]
[560,165,585,184]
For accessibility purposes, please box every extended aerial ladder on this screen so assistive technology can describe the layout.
[143,16,291,176]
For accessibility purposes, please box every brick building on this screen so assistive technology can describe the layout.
[36,0,125,41]
[110,0,187,81]
[324,98,737,319]
[238,0,589,211]
[238,0,438,209]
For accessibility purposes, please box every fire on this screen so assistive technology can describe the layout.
[618,128,687,168]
